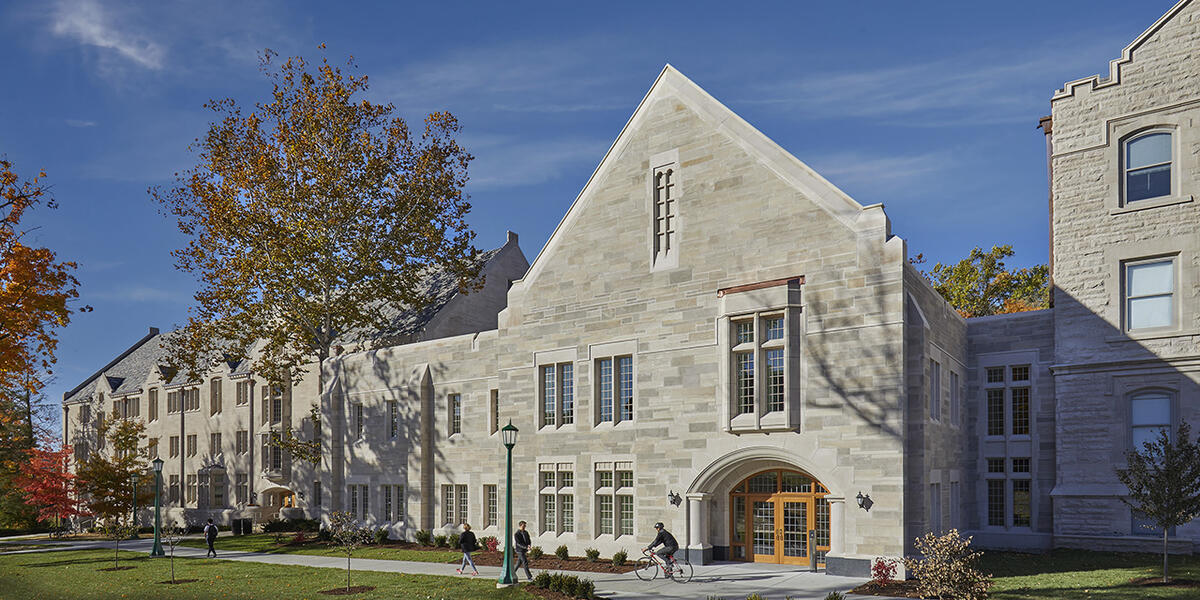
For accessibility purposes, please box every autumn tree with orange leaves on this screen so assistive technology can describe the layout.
[919,245,1049,318]
[15,442,83,533]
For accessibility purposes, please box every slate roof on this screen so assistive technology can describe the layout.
[63,329,167,404]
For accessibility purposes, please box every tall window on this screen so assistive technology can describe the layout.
[594,462,633,537]
[1011,388,1030,435]
[1125,258,1175,331]
[729,313,789,421]
[167,390,181,414]
[986,479,1005,527]
[489,389,499,435]
[169,475,180,504]
[1131,391,1171,448]
[169,436,180,458]
[1124,131,1172,203]
[313,481,322,508]
[211,472,226,507]
[270,386,284,425]
[449,394,461,435]
[236,380,251,406]
[652,165,677,259]
[184,388,200,411]
[148,389,158,421]
[186,474,198,505]
[186,435,197,457]
[540,363,574,428]
[388,401,398,439]
[929,360,942,421]
[950,371,960,424]
[236,430,248,454]
[484,484,498,528]
[210,378,222,415]
[148,438,159,459]
[949,481,960,530]
[596,356,634,424]
[236,474,248,504]
[210,433,221,454]
[984,363,1031,437]
[539,464,574,534]
[383,484,404,521]
[354,403,364,440]
[929,483,941,533]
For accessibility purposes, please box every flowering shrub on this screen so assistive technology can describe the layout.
[904,529,992,600]
[871,556,898,585]
[292,531,307,544]
[481,535,499,552]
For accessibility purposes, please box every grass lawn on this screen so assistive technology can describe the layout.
[0,548,537,600]
[178,533,462,563]
[981,549,1200,600]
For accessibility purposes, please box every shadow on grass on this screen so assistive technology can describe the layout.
[983,550,1200,578]
[22,555,150,568]
[158,579,199,585]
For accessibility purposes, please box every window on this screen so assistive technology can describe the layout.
[212,472,226,507]
[236,380,251,405]
[1012,480,1031,527]
[236,430,248,454]
[1125,259,1175,330]
[148,438,159,459]
[986,389,1004,436]
[148,389,158,421]
[987,479,1005,527]
[353,403,364,439]
[184,388,200,412]
[652,165,677,260]
[350,485,359,519]
[987,458,1005,473]
[596,357,634,424]
[443,484,467,525]
[388,401,398,439]
[489,389,499,435]
[1011,457,1031,473]
[1011,365,1029,382]
[949,481,960,530]
[236,474,248,504]
[539,464,574,534]
[540,363,575,428]
[1124,131,1172,203]
[346,484,369,520]
[929,483,941,533]
[457,484,468,526]
[167,390,181,414]
[170,436,180,458]
[269,385,284,425]
[1131,391,1171,448]
[124,397,139,418]
[950,371,960,424]
[727,312,791,425]
[210,433,221,454]
[986,367,1004,384]
[383,484,404,521]
[186,474,197,505]
[210,378,222,415]
[594,462,632,537]
[313,481,322,508]
[484,484,497,528]
[449,394,461,435]
[1011,388,1030,435]
[186,434,197,457]
[930,360,942,420]
[169,475,180,504]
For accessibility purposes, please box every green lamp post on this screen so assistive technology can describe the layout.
[150,457,165,557]
[496,420,519,588]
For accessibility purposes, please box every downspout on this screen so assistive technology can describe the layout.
[1038,115,1054,306]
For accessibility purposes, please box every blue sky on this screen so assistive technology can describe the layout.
[0,0,1180,423]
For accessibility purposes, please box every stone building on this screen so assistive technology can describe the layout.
[61,0,1200,576]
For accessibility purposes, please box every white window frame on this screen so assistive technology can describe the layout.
[1123,257,1177,332]
[1122,129,1174,205]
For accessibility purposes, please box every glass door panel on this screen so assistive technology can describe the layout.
[752,500,775,559]
[781,500,807,562]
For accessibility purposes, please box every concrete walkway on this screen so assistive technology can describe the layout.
[2,536,904,600]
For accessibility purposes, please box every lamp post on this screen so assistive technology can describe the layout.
[131,473,139,532]
[496,420,519,588]
[150,457,164,557]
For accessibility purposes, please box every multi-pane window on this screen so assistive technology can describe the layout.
[262,433,283,471]
[986,367,1004,384]
[489,389,499,435]
[449,394,462,435]
[442,485,455,525]
[929,483,941,533]
[388,401,398,439]
[186,474,198,505]
[1012,480,1032,527]
[169,474,180,504]
[442,484,467,525]
[950,371,960,424]
[734,319,755,415]
[210,433,221,454]
[539,464,575,534]
[354,403,364,439]
[596,356,634,424]
[1131,391,1171,448]
[765,348,785,413]
[170,436,180,458]
[949,481,960,530]
[313,481,322,508]
[594,462,633,537]
[236,430,248,454]
[1011,457,1031,473]
[1124,131,1172,203]
[652,165,677,258]
[236,380,251,406]
[269,386,284,425]
[349,485,370,521]
[987,479,1005,527]
[1125,259,1175,331]
[985,364,1031,437]
[986,389,1004,436]
[235,474,248,504]
[148,389,158,421]
[1011,388,1030,435]
[540,363,574,428]
[484,484,498,528]
[124,397,140,418]
[729,313,789,420]
[186,435,197,457]
[212,472,226,507]
[210,378,222,415]
[167,390,181,414]
[987,458,1005,473]
[929,360,942,420]
[148,438,159,459]
[383,484,404,521]
[456,484,468,526]
[1011,366,1029,382]
[184,388,200,412]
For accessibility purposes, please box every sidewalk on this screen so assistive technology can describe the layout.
[5,536,903,600]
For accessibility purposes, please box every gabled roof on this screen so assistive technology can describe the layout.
[63,328,164,404]
[516,64,875,289]
[1053,0,1194,100]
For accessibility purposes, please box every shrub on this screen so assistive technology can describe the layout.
[824,593,847,600]
[745,595,767,600]
[549,572,566,592]
[532,572,552,588]
[447,533,460,549]
[611,549,627,566]
[433,534,448,548]
[556,544,570,560]
[374,528,389,545]
[584,547,600,562]
[575,578,595,599]
[414,529,432,546]
[904,529,992,600]
[292,531,307,544]
[871,556,898,586]
[481,535,499,552]
[261,519,291,533]
[317,527,332,542]
[529,545,544,559]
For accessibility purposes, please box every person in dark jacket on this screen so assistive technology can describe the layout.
[456,523,479,575]
[513,520,533,581]
[644,522,678,572]
[203,518,218,558]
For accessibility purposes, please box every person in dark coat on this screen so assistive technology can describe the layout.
[456,523,479,575]
[513,520,533,581]
[203,518,218,558]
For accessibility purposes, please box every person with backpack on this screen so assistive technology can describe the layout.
[203,518,219,558]
[456,523,480,575]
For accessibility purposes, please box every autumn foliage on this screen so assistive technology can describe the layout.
[14,442,83,526]
[917,245,1049,318]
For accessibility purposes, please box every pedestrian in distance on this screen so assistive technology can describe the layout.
[203,518,218,558]
[456,523,480,575]
[513,520,533,581]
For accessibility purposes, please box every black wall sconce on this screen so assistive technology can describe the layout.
[856,491,873,511]
[668,491,682,507]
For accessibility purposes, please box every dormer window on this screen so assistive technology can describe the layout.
[1124,131,1172,203]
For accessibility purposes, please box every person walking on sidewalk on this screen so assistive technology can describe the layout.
[456,523,480,575]
[203,519,218,558]
[513,520,533,581]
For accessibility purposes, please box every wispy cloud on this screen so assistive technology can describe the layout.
[65,119,97,128]
[89,285,188,303]
[807,151,958,199]
[49,0,164,70]
[466,135,608,190]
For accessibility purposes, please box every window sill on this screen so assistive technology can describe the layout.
[1106,328,1199,343]
[1110,195,1193,215]
[592,420,634,430]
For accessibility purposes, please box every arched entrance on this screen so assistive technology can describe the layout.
[729,469,830,566]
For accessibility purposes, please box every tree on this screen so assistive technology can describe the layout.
[0,387,59,528]
[151,47,481,473]
[98,520,137,570]
[921,245,1048,318]
[75,416,154,524]
[13,441,83,533]
[1115,420,1200,583]
[328,510,373,592]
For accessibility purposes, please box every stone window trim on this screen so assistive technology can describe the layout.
[979,357,1036,441]
[447,393,463,437]
[647,148,680,272]
[538,462,576,536]
[589,340,637,428]
[535,348,578,431]
[1103,238,1196,341]
[981,466,1034,531]
[1122,384,1180,455]
[593,460,634,539]
[718,278,802,434]
[1104,113,1195,213]
[1118,254,1181,335]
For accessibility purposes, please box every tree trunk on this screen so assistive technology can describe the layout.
[346,551,351,590]
[1163,528,1169,583]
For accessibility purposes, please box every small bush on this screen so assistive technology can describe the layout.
[904,529,992,600]
[611,549,627,566]
[584,547,600,562]
[745,595,767,600]
[261,519,292,533]
[549,573,566,592]
[433,534,448,548]
[481,535,499,552]
[823,592,847,600]
[447,533,460,549]
[555,544,570,560]
[575,578,595,599]
[529,545,544,559]
[532,572,552,588]
[414,529,432,546]
[291,531,307,544]
[871,556,897,586]
[374,528,389,545]
[316,527,332,542]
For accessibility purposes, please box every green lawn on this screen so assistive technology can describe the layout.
[984,549,1200,600]
[0,549,535,600]
[178,533,462,563]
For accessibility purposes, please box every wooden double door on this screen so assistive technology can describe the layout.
[729,470,830,566]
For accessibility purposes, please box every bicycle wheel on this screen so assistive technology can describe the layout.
[672,559,693,583]
[634,557,658,581]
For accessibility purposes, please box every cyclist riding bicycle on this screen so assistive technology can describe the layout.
[643,522,679,572]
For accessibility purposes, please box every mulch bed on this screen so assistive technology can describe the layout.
[850,580,923,598]
[318,586,377,595]
[158,579,199,585]
[469,551,638,574]
[1129,577,1200,588]
[96,566,137,572]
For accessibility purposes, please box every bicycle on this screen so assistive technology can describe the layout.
[634,548,693,583]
